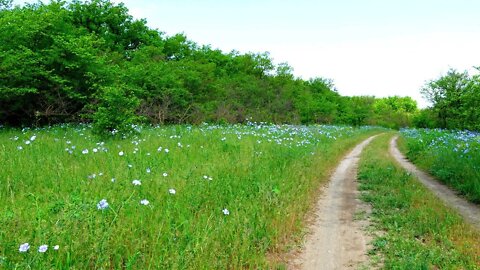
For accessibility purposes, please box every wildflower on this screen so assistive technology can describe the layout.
[25,140,31,145]
[119,151,124,156]
[111,178,116,182]
[53,245,59,250]
[132,180,141,186]
[30,135,36,141]
[146,168,151,173]
[169,188,176,195]
[222,208,230,215]
[163,172,168,177]
[82,149,89,154]
[17,146,23,150]
[128,164,133,168]
[140,199,150,205]
[164,148,169,153]
[97,199,109,210]
[157,146,163,152]
[93,148,98,153]
[19,243,30,252]
[38,245,48,253]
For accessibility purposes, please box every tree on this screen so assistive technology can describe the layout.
[421,69,471,129]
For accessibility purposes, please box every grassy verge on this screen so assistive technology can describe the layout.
[399,128,480,203]
[358,134,480,269]
[0,124,380,269]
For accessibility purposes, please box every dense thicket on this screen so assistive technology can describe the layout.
[419,69,480,131]
[0,0,418,134]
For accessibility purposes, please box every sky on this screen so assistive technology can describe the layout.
[13,0,480,107]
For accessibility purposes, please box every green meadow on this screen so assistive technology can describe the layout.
[0,124,380,269]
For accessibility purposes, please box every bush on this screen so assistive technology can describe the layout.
[91,85,142,136]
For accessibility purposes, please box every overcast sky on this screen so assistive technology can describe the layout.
[13,0,480,107]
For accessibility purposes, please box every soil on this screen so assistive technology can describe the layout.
[291,136,378,270]
[389,136,480,229]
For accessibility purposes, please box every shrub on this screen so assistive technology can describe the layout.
[91,85,142,136]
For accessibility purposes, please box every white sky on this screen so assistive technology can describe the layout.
[13,0,480,107]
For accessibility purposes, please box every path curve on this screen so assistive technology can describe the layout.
[390,136,480,229]
[292,135,378,270]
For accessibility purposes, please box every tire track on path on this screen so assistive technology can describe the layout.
[390,136,480,229]
[292,135,378,270]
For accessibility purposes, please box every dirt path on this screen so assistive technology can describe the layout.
[292,135,378,270]
[390,136,480,229]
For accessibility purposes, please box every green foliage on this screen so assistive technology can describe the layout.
[91,85,142,136]
[358,134,480,269]
[296,78,340,123]
[0,0,419,132]
[372,96,418,129]
[421,69,480,131]
[412,108,437,128]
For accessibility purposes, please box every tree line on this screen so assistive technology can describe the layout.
[0,0,427,135]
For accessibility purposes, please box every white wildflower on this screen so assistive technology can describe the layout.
[19,243,30,252]
[132,179,141,186]
[97,199,109,210]
[38,245,48,253]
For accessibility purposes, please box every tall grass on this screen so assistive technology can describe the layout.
[0,123,380,269]
[399,128,480,203]
[358,134,480,269]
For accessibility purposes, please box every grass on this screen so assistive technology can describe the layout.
[0,123,381,269]
[358,133,480,269]
[399,128,480,203]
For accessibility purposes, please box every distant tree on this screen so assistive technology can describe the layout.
[373,96,418,128]
[296,78,340,123]
[421,69,473,129]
